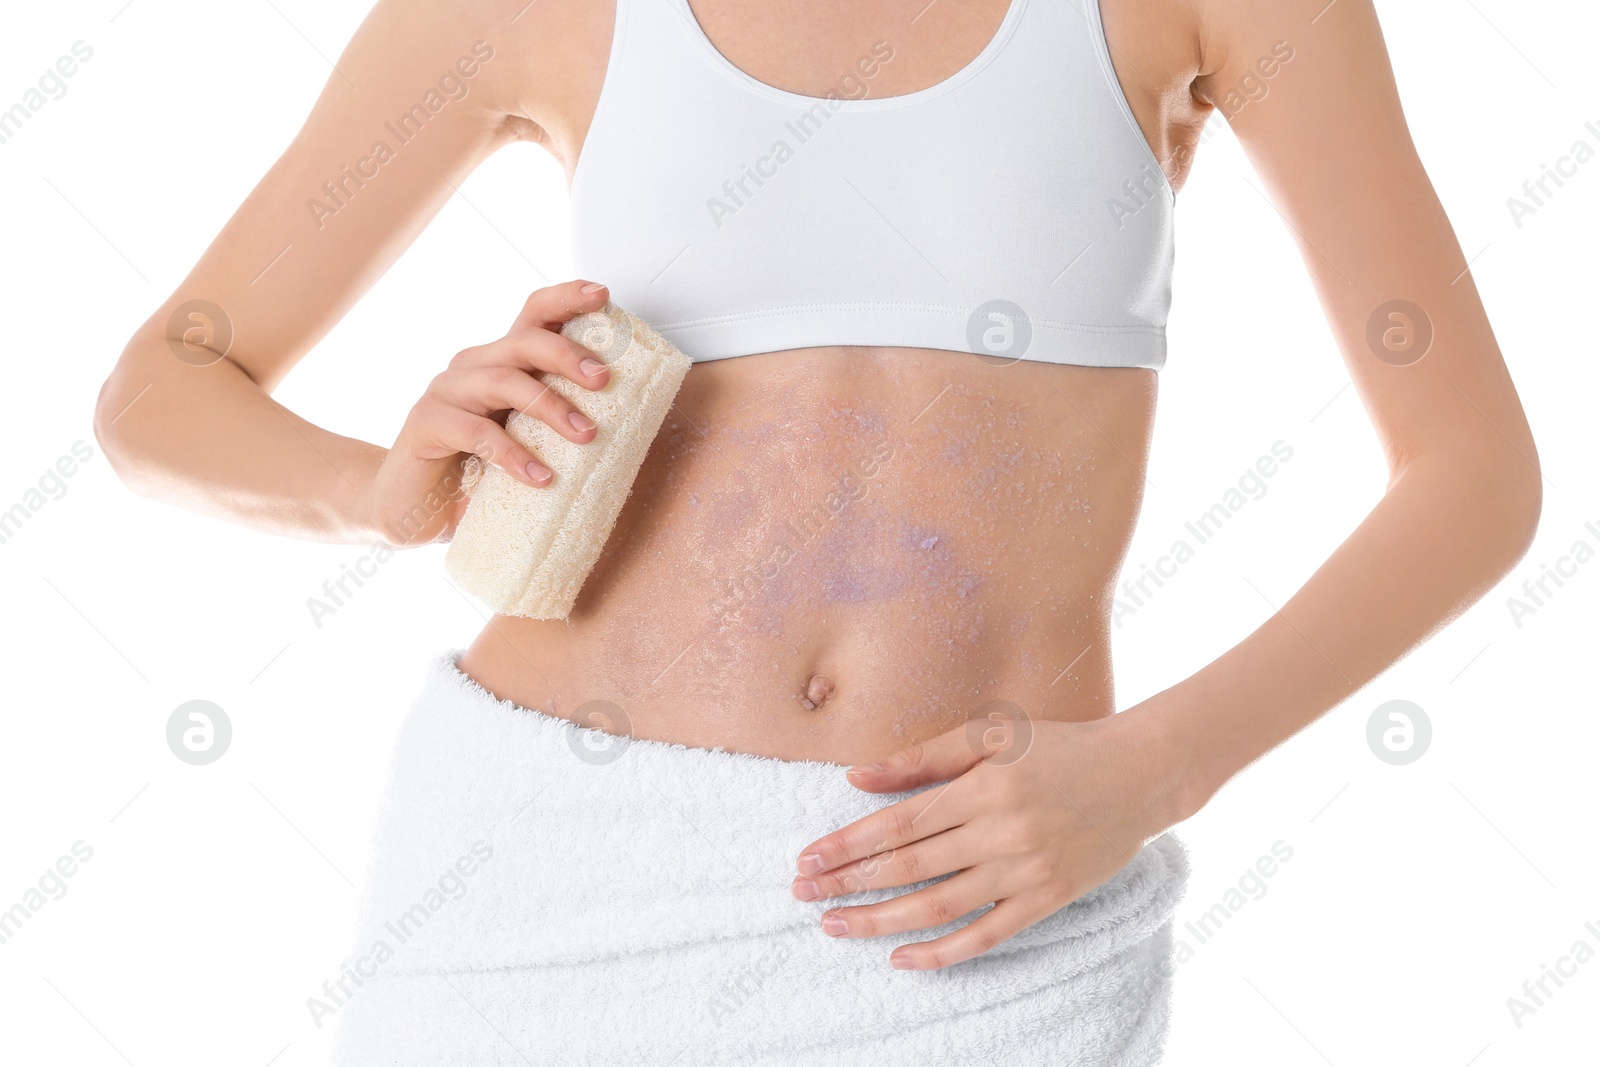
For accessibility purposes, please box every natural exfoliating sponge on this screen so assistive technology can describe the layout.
[444,302,692,619]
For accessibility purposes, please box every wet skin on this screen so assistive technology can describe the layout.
[457,346,1157,764]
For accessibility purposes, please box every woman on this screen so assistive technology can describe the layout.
[93,0,1541,1062]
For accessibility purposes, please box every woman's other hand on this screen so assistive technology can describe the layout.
[792,699,1192,970]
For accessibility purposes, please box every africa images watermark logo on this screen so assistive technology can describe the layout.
[1366,700,1431,765]
[167,701,232,766]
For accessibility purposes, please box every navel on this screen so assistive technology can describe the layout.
[799,673,836,710]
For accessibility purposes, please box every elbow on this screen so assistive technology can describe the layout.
[92,366,158,500]
[1502,461,1543,567]
[1477,450,1543,575]
[1402,440,1543,582]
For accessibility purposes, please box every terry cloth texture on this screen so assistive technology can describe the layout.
[444,301,692,620]
[327,650,1190,1066]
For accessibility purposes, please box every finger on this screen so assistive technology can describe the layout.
[432,366,597,445]
[797,780,970,878]
[510,279,610,334]
[889,896,1049,971]
[452,330,612,391]
[510,328,613,390]
[793,824,985,901]
[820,867,1001,940]
[845,721,993,793]
[426,403,551,488]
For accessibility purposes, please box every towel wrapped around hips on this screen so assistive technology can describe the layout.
[328,652,1192,1066]
[444,302,693,619]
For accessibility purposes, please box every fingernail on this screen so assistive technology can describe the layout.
[891,952,917,970]
[792,878,819,901]
[822,915,848,936]
[798,852,826,875]
[567,411,594,432]
[579,282,606,295]
[580,358,606,376]
[525,461,551,484]
[848,763,882,776]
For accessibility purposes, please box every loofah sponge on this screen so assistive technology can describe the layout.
[444,302,692,619]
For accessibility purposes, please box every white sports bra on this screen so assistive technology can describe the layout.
[569,0,1174,369]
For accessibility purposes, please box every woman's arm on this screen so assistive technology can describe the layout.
[92,0,605,545]
[1153,0,1541,815]
[792,0,1542,970]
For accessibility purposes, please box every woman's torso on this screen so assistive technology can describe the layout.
[458,0,1202,764]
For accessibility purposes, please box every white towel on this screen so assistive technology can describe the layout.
[324,652,1190,1066]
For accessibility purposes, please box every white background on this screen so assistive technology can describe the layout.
[0,1,1595,1064]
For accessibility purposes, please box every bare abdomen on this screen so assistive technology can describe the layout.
[457,345,1157,764]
